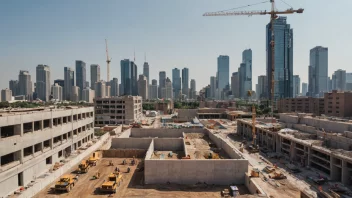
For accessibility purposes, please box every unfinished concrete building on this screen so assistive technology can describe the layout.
[107,128,248,185]
[0,107,94,197]
[94,95,142,127]
[237,113,352,186]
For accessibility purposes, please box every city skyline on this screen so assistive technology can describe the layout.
[1,0,351,92]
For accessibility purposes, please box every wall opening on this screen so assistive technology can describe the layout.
[58,150,63,158]
[34,121,41,131]
[23,122,33,133]
[43,119,50,129]
[1,125,16,138]
[43,139,50,149]
[68,116,72,122]
[73,115,77,121]
[63,117,67,124]
[34,143,42,153]
[23,146,33,157]
[46,156,52,164]
[18,172,23,186]
[1,152,16,166]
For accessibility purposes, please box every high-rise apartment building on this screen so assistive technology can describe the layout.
[110,78,119,97]
[71,86,80,102]
[231,72,239,98]
[75,60,86,98]
[242,49,252,96]
[302,82,308,96]
[64,67,74,101]
[143,62,149,86]
[293,75,301,98]
[238,63,246,98]
[131,62,138,96]
[1,88,12,102]
[9,80,19,96]
[150,79,158,99]
[138,75,148,99]
[82,88,95,103]
[18,70,33,100]
[161,77,173,99]
[181,68,189,98]
[266,17,293,100]
[90,64,100,90]
[36,65,51,101]
[95,81,106,98]
[190,79,196,99]
[217,55,229,92]
[257,75,267,100]
[172,68,181,99]
[308,46,328,97]
[210,76,216,99]
[346,73,352,91]
[332,69,346,91]
[51,83,63,101]
[158,71,166,98]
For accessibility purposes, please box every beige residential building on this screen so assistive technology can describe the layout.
[94,96,142,126]
[277,97,324,116]
[324,90,352,117]
[1,88,12,102]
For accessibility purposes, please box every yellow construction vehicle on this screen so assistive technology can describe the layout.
[77,160,91,173]
[54,175,76,193]
[88,152,100,166]
[269,171,287,180]
[100,172,123,194]
[263,166,276,173]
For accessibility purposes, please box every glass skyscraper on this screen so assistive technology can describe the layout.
[75,60,86,99]
[266,17,293,101]
[217,55,230,91]
[308,46,328,97]
[182,68,189,97]
[172,68,181,99]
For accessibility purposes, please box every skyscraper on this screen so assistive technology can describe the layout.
[190,79,196,99]
[302,82,308,96]
[239,63,246,98]
[71,86,80,102]
[95,81,106,98]
[143,62,149,86]
[64,67,74,101]
[131,62,138,95]
[36,64,51,101]
[121,59,132,95]
[150,79,158,99]
[9,80,19,96]
[1,89,12,102]
[308,46,328,97]
[293,75,300,98]
[54,79,64,88]
[161,77,173,99]
[332,69,346,91]
[210,76,216,99]
[110,78,119,96]
[266,17,293,100]
[182,68,189,98]
[90,64,100,90]
[217,56,230,92]
[51,83,63,101]
[242,49,252,95]
[82,88,95,103]
[231,72,239,98]
[138,75,148,99]
[172,68,181,99]
[257,75,267,100]
[18,70,33,100]
[75,60,86,98]
[158,71,166,98]
[346,73,352,91]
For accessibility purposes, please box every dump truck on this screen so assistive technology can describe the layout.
[100,172,123,194]
[263,166,275,173]
[54,175,76,193]
[77,160,91,173]
[88,152,100,166]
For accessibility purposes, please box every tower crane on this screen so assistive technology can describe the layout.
[105,39,112,82]
[203,0,303,121]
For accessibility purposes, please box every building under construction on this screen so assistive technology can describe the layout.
[237,113,352,186]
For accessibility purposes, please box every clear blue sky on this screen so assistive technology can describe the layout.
[1,0,351,91]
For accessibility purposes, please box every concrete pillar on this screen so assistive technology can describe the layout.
[32,122,34,132]
[50,138,54,149]
[275,135,281,153]
[41,142,44,152]
[20,150,24,164]
[342,161,350,185]
[308,147,312,166]
[290,142,296,161]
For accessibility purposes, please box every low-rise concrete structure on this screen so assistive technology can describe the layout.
[278,97,324,115]
[0,106,95,197]
[324,90,352,117]
[237,113,352,186]
[94,96,142,127]
[110,128,248,185]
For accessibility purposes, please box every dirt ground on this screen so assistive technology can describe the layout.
[34,158,247,198]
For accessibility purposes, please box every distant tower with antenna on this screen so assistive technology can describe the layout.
[105,39,112,82]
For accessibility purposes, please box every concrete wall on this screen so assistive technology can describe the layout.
[118,128,131,138]
[145,159,248,185]
[206,130,243,159]
[145,140,154,160]
[131,128,206,138]
[177,109,197,121]
[102,149,147,158]
[111,138,152,149]
[13,133,109,198]
[244,173,266,196]
[154,138,184,151]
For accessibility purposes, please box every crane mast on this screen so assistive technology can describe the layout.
[203,0,303,122]
[105,39,112,82]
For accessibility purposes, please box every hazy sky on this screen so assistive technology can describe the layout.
[1,0,351,91]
